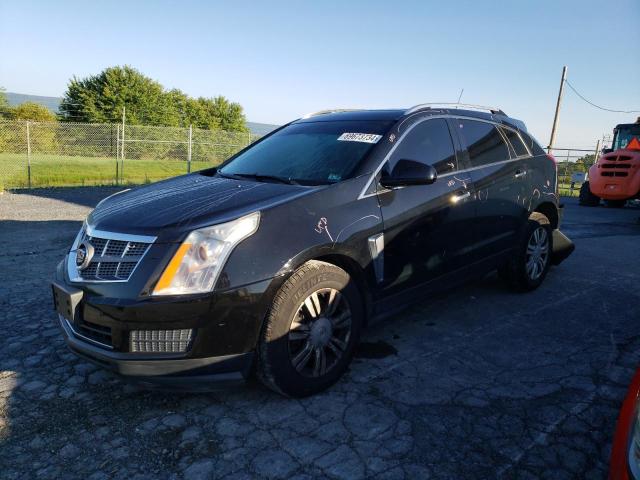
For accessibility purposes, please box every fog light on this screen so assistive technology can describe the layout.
[130,329,193,353]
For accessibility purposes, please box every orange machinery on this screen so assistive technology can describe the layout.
[580,118,640,207]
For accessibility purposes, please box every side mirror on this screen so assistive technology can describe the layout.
[602,147,613,154]
[380,159,437,188]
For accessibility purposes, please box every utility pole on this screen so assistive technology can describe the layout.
[548,66,567,154]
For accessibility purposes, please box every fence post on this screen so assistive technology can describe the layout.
[187,124,192,173]
[565,151,572,196]
[116,124,120,185]
[120,107,126,184]
[26,121,32,189]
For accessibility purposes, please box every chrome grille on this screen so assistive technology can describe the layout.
[76,231,152,282]
[130,329,194,353]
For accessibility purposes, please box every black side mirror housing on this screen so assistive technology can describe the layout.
[380,159,437,188]
[602,147,613,154]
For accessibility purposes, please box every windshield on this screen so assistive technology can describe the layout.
[613,125,640,150]
[218,120,393,184]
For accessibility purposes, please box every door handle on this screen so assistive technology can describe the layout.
[452,190,471,203]
[514,170,527,179]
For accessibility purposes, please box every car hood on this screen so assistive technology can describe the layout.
[87,173,316,240]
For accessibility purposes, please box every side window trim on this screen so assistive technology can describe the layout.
[358,114,531,199]
[385,117,458,175]
[445,117,471,172]
[498,125,532,158]
[495,125,516,159]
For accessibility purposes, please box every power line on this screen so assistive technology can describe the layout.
[564,79,640,114]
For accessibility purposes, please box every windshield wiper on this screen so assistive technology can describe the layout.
[225,172,300,185]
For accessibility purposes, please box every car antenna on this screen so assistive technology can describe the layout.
[457,88,464,104]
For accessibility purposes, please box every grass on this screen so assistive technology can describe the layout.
[0,153,588,198]
[0,153,218,189]
[558,182,582,198]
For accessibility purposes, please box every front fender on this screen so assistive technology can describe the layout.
[217,176,383,292]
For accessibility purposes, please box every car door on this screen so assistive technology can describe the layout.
[452,118,522,258]
[376,117,477,299]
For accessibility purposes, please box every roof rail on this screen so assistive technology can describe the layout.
[302,108,362,119]
[405,103,507,116]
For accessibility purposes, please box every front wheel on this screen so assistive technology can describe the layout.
[498,213,553,292]
[257,260,363,397]
[579,181,600,206]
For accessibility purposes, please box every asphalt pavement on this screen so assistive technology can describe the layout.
[1,188,639,479]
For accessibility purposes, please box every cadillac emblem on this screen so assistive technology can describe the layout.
[75,242,94,270]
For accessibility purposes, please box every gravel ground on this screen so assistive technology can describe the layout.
[1,188,639,479]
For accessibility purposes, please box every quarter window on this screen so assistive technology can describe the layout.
[500,127,529,157]
[457,119,510,167]
[388,119,457,174]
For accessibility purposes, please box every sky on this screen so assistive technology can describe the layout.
[1,0,639,149]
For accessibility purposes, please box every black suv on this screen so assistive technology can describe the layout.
[52,104,574,397]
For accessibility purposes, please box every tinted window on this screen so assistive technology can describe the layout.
[388,119,456,174]
[501,127,529,157]
[219,120,393,184]
[457,119,510,167]
[519,131,546,156]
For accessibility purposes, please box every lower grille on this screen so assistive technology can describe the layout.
[77,319,113,348]
[130,329,194,353]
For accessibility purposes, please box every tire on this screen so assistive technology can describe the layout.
[605,199,626,208]
[498,212,553,292]
[579,181,600,206]
[257,260,363,397]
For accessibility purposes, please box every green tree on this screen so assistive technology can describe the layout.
[59,66,248,132]
[10,102,57,122]
[0,87,10,118]
[576,153,596,167]
[59,65,173,125]
[198,96,248,132]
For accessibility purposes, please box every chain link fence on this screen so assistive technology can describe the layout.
[0,119,605,197]
[0,119,261,189]
[550,146,602,197]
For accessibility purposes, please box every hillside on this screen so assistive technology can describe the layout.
[5,92,279,135]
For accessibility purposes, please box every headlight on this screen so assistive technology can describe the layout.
[152,212,260,296]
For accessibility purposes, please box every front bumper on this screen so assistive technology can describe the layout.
[59,313,253,383]
[52,265,277,385]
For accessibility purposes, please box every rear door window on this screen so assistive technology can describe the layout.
[456,119,511,167]
[388,118,457,175]
[500,127,529,157]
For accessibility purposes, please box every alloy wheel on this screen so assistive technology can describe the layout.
[288,288,352,378]
[526,226,549,280]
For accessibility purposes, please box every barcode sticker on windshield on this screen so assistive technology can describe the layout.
[337,133,382,144]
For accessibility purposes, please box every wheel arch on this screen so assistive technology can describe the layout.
[531,201,558,229]
[270,246,374,327]
[312,253,374,324]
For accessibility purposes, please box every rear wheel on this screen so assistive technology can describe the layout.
[257,261,363,397]
[579,181,600,206]
[498,213,553,292]
[605,199,626,208]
